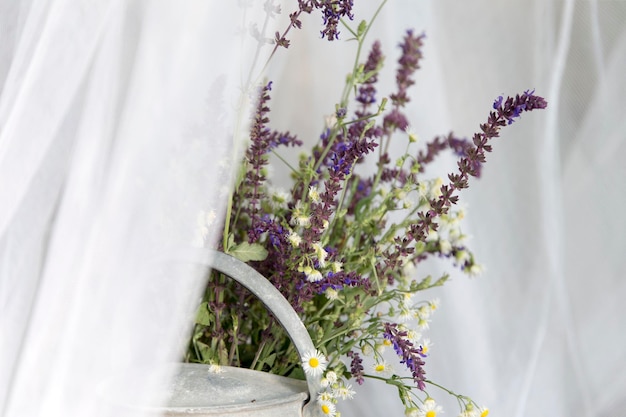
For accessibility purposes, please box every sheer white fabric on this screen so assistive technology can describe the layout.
[2,1,625,417]
[1,1,258,416]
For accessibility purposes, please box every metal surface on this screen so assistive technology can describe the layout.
[176,249,321,417]
[162,363,309,416]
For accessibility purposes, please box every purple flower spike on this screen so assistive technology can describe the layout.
[383,322,427,390]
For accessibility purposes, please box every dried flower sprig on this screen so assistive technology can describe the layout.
[188,3,547,416]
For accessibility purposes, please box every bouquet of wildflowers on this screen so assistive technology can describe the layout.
[187,2,546,416]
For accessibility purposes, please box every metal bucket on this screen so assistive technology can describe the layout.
[100,251,320,416]
[160,250,321,417]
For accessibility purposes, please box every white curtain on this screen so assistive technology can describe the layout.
[0,1,258,416]
[2,1,625,417]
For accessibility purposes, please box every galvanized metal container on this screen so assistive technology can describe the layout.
[99,250,321,416]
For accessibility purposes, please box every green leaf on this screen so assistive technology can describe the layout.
[288,367,306,381]
[195,301,213,326]
[195,341,213,362]
[357,20,367,37]
[260,353,276,368]
[230,242,268,262]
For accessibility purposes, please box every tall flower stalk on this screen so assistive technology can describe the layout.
[187,3,546,416]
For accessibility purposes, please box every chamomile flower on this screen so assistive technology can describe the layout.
[405,407,420,417]
[372,361,392,376]
[398,306,414,322]
[439,239,452,255]
[324,287,339,300]
[478,406,489,417]
[455,249,471,264]
[405,125,419,143]
[306,268,323,282]
[296,215,312,228]
[467,264,484,277]
[324,371,338,385]
[319,401,337,417]
[417,305,432,319]
[417,398,443,417]
[302,350,328,377]
[417,316,431,330]
[420,339,432,355]
[270,187,290,208]
[361,344,373,356]
[288,231,302,247]
[208,363,223,374]
[426,229,439,242]
[406,329,422,343]
[317,391,335,402]
[333,384,355,400]
[429,298,440,312]
[309,185,322,203]
[312,242,328,267]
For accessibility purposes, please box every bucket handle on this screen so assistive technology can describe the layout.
[194,249,321,416]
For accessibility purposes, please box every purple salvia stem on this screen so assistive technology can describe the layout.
[383,322,427,390]
[382,91,547,281]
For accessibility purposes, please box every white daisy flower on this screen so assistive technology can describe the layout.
[406,329,422,344]
[398,306,415,322]
[420,339,432,355]
[467,263,484,277]
[302,350,328,377]
[306,268,324,283]
[372,360,392,376]
[270,187,290,207]
[417,317,430,330]
[324,287,339,300]
[309,185,322,203]
[324,371,338,384]
[296,215,311,228]
[455,249,471,264]
[333,383,355,400]
[288,231,302,247]
[319,401,337,417]
[426,229,439,242]
[405,408,420,417]
[208,363,223,374]
[312,242,328,266]
[417,398,443,417]
[361,344,373,356]
[317,391,335,402]
[439,239,452,255]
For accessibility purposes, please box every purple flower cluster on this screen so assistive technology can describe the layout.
[383,322,427,390]
[356,41,384,107]
[242,82,301,243]
[347,350,365,385]
[288,1,354,42]
[388,90,547,272]
[415,133,482,178]
[383,30,425,133]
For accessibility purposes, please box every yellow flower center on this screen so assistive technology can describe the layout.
[375,364,385,372]
[383,339,392,347]
[481,409,489,417]
[309,358,320,368]
[321,404,331,415]
[426,411,436,417]
[422,345,429,354]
